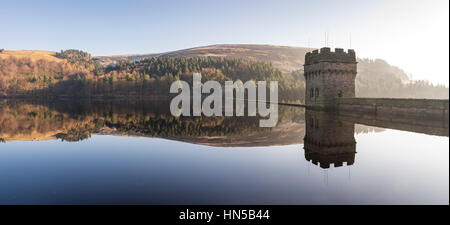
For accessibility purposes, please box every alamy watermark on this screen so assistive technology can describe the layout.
[169,73,278,127]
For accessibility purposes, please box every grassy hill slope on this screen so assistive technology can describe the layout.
[0,50,64,62]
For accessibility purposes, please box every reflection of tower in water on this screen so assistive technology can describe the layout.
[303,110,356,169]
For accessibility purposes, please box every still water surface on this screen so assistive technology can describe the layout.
[0,100,448,204]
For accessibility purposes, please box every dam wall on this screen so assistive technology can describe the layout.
[336,98,449,121]
[302,48,449,126]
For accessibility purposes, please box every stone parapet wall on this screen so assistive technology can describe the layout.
[336,98,449,121]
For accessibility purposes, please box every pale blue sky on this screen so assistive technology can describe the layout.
[1,0,448,85]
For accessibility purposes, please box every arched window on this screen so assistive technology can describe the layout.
[310,88,314,99]
[338,90,343,97]
[315,88,319,98]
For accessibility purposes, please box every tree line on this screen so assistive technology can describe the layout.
[0,50,304,102]
[0,49,447,101]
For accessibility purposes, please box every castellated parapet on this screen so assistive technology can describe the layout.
[305,47,356,65]
[304,47,358,108]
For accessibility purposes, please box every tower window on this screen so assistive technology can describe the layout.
[310,88,314,99]
[315,88,319,98]
[338,90,343,97]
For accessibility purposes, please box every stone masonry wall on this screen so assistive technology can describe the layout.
[336,98,449,121]
[304,48,357,108]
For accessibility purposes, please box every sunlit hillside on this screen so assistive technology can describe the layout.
[95,44,314,74]
[0,50,64,62]
[0,45,448,100]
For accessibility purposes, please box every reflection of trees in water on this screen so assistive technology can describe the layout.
[0,101,71,140]
[0,100,305,142]
[1,99,445,145]
[54,121,105,142]
[106,116,264,137]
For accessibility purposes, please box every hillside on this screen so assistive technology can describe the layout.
[95,44,413,83]
[95,44,448,99]
[0,45,415,83]
[0,45,447,100]
[0,50,64,62]
[0,50,304,102]
[95,44,314,73]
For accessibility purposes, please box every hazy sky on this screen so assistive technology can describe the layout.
[1,0,448,85]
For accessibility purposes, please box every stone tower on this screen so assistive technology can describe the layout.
[304,47,357,108]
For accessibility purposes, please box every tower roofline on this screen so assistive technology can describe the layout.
[305,47,356,65]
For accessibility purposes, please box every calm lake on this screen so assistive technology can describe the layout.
[0,100,448,204]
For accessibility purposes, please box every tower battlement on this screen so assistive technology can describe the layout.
[305,47,356,65]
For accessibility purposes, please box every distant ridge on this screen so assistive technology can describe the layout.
[94,44,315,73]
